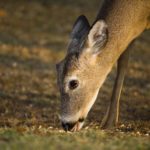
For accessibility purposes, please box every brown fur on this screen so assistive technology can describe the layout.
[96,0,150,65]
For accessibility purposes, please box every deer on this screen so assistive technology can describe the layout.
[56,0,150,132]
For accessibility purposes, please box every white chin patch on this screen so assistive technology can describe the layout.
[71,121,85,132]
[78,121,84,130]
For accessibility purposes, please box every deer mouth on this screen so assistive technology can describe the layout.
[70,121,84,132]
[62,118,85,132]
[71,118,85,132]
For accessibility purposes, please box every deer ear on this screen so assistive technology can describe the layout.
[68,15,90,54]
[88,20,108,54]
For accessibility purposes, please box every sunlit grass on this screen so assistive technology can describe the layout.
[0,128,150,150]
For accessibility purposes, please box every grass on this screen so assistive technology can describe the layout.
[0,0,149,149]
[0,128,150,150]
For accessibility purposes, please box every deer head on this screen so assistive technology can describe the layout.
[56,15,109,131]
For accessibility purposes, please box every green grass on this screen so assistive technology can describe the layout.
[0,128,150,150]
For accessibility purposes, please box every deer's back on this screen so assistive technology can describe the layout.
[96,0,150,29]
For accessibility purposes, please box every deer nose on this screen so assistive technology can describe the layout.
[61,122,76,131]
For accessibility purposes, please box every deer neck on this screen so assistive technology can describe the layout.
[96,0,149,68]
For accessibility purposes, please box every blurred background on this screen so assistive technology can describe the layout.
[0,0,149,133]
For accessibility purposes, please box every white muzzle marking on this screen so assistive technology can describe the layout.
[60,111,81,123]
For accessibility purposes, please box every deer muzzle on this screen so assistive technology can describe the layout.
[61,118,85,132]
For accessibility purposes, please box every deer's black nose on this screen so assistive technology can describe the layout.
[61,122,76,131]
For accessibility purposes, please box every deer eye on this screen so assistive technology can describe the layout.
[69,80,79,90]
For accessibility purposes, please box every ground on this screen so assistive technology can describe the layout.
[0,0,149,150]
